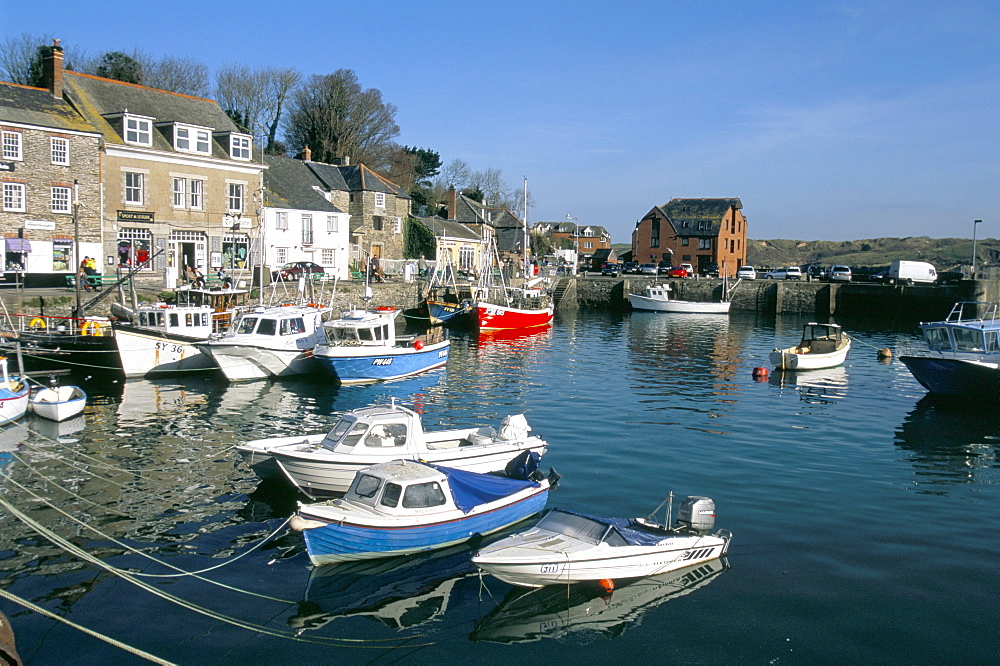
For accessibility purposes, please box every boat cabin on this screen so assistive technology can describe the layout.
[322,308,402,346]
[175,286,250,333]
[920,302,1000,356]
[341,461,454,515]
[798,323,846,354]
[136,305,216,338]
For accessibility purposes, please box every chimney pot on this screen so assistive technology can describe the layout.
[303,146,312,161]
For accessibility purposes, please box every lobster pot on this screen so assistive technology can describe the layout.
[677,496,716,532]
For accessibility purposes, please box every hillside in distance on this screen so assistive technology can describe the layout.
[744,236,1000,271]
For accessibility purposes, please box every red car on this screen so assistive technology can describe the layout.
[667,266,689,278]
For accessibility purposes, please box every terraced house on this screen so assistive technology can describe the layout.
[632,198,747,277]
[0,41,102,286]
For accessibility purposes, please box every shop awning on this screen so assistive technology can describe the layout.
[5,238,31,253]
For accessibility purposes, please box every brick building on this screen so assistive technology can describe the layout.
[632,198,747,277]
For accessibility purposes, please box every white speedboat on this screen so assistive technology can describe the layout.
[30,384,86,422]
[472,495,732,588]
[769,322,851,370]
[112,285,251,378]
[289,459,556,564]
[238,399,548,497]
[628,284,730,314]
[196,303,329,382]
[313,307,450,384]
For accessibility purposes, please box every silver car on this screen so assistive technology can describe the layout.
[737,266,756,280]
[828,265,852,282]
[763,266,802,280]
[638,263,658,275]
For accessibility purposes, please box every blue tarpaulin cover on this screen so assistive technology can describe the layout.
[428,463,540,514]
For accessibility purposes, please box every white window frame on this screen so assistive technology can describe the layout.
[2,131,22,161]
[326,215,338,232]
[227,183,245,213]
[374,191,386,209]
[124,114,153,146]
[125,172,144,205]
[51,186,71,214]
[275,211,288,230]
[230,134,252,161]
[50,137,70,165]
[276,247,288,265]
[189,179,203,210]
[301,214,313,245]
[172,177,186,208]
[322,248,334,266]
[174,123,212,155]
[394,216,402,233]
[3,183,26,211]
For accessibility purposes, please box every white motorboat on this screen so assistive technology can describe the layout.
[112,285,251,378]
[30,384,86,422]
[238,399,548,497]
[769,322,851,370]
[195,303,329,381]
[289,459,556,564]
[472,495,732,588]
[628,283,731,314]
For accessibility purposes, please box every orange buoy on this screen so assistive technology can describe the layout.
[598,578,615,592]
[752,367,769,378]
[413,340,424,350]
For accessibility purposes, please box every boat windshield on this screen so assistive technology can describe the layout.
[279,318,305,335]
[537,510,610,545]
[236,317,258,335]
[351,473,382,498]
[924,326,951,351]
[953,327,987,352]
[321,419,367,450]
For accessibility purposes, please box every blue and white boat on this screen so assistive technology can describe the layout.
[311,307,450,384]
[289,459,556,564]
[900,301,1000,398]
[0,357,29,425]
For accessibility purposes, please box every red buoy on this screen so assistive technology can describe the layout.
[413,340,424,350]
[752,367,769,378]
[598,578,615,592]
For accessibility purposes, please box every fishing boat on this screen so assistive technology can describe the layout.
[0,314,120,376]
[0,357,29,425]
[628,283,731,314]
[195,302,329,382]
[424,254,476,327]
[899,301,1000,398]
[769,322,851,370]
[312,306,450,384]
[238,400,548,497]
[471,494,732,588]
[289,459,557,564]
[29,384,86,422]
[111,285,252,378]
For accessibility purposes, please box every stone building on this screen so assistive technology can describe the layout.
[632,198,747,277]
[0,41,102,286]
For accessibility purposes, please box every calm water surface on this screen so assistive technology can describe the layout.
[0,311,996,664]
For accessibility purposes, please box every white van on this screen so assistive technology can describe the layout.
[888,260,937,285]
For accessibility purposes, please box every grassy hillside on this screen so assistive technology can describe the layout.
[614,237,1000,271]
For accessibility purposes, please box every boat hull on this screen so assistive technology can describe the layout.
[313,340,450,384]
[299,488,549,564]
[113,325,214,378]
[0,385,29,425]
[628,294,730,314]
[899,356,1000,398]
[197,343,314,382]
[477,302,553,331]
[769,342,850,370]
[427,300,474,327]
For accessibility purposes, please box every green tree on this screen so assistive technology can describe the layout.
[404,217,437,259]
[95,51,143,84]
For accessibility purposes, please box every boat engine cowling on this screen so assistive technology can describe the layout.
[677,496,716,532]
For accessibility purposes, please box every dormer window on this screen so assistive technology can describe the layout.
[124,114,153,146]
[230,134,252,161]
[173,123,212,155]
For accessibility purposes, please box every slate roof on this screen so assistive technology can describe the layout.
[338,164,409,199]
[657,197,742,238]
[0,81,99,134]
[61,71,242,159]
[262,155,344,213]
[412,216,482,242]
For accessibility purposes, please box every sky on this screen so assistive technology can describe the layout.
[5,0,1000,242]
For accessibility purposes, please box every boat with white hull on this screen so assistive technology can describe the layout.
[0,357,29,425]
[30,384,86,422]
[628,283,731,314]
[196,303,328,382]
[770,322,851,370]
[238,400,549,498]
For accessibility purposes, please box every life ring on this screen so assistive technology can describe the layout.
[376,306,395,312]
[81,321,107,336]
[29,317,46,329]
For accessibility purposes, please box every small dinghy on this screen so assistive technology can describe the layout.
[769,322,851,370]
[472,494,732,588]
[30,384,87,422]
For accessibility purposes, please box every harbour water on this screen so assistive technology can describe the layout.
[0,310,995,664]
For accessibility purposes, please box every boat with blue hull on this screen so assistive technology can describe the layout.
[900,301,1000,399]
[312,307,449,384]
[289,459,556,564]
[0,357,29,425]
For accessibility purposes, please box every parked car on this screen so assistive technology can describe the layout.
[701,263,720,277]
[680,263,694,275]
[807,266,827,280]
[601,262,622,276]
[870,270,890,283]
[638,263,658,275]
[622,261,640,274]
[657,260,673,274]
[272,261,326,281]
[828,265,852,282]
[763,266,802,280]
[667,266,689,278]
[936,270,964,285]
[736,266,757,280]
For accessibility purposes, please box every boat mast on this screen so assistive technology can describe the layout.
[522,177,529,278]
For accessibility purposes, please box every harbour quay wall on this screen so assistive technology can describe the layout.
[570,276,994,320]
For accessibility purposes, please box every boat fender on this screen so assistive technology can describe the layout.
[599,578,615,592]
[877,347,892,359]
[752,367,769,378]
[505,450,541,480]
[413,339,424,350]
[29,317,46,329]
[289,515,326,532]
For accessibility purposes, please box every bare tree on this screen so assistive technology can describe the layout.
[284,69,400,168]
[216,65,300,153]
[0,32,52,85]
[144,56,209,97]
[438,158,471,189]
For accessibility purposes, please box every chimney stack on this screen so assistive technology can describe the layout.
[43,39,64,99]
[447,185,457,220]
[303,146,312,161]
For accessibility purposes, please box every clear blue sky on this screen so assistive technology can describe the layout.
[7,0,999,242]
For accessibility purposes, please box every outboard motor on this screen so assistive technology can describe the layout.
[505,450,540,480]
[677,496,716,533]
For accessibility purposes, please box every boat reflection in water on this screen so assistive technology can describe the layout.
[472,557,729,643]
[475,325,553,348]
[768,366,848,404]
[288,544,477,633]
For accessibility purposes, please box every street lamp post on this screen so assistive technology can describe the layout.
[566,214,578,274]
[972,219,982,278]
